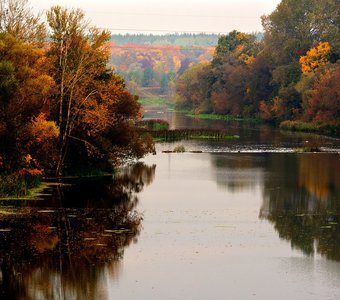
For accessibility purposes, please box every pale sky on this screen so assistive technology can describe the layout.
[30,0,281,34]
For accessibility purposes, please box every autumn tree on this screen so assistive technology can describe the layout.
[261,0,338,65]
[304,65,340,123]
[174,63,213,112]
[258,0,339,124]
[299,42,332,75]
[243,54,273,115]
[0,0,45,44]
[47,6,154,175]
[175,30,263,117]
[173,0,339,128]
[213,30,259,65]
[0,32,55,173]
[211,63,248,115]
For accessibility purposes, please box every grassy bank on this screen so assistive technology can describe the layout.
[280,120,339,137]
[186,113,262,123]
[138,119,170,130]
[0,170,43,199]
[143,128,240,142]
[139,98,174,109]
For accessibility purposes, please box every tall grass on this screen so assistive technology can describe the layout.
[186,113,261,123]
[0,169,42,198]
[280,120,339,136]
[138,119,170,130]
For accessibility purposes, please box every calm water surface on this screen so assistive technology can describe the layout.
[1,110,340,299]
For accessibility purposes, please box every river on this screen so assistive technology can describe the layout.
[0,108,339,299]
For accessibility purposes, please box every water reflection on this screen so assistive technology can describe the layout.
[259,154,340,261]
[0,162,155,300]
[210,153,340,261]
[146,110,340,152]
[210,153,265,192]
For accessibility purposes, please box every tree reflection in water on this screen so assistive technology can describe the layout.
[260,154,340,261]
[211,153,340,261]
[0,162,156,300]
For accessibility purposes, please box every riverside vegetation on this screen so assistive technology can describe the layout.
[173,0,339,136]
[0,0,154,197]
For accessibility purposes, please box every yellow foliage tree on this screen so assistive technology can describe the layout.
[29,113,59,144]
[299,42,331,75]
[239,53,255,65]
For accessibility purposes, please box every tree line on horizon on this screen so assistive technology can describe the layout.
[174,0,339,133]
[110,42,214,97]
[0,0,154,194]
[109,33,263,97]
[110,33,221,47]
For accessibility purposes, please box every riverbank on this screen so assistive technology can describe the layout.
[186,113,262,123]
[0,174,47,200]
[0,167,115,200]
[139,97,174,109]
[280,120,339,137]
[0,169,43,199]
[141,98,339,138]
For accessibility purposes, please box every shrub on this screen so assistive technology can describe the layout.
[173,145,186,152]
[0,168,43,197]
[138,119,170,130]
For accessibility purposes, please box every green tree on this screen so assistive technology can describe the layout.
[213,30,258,65]
[260,0,339,123]
[142,67,155,87]
[262,0,339,66]
[175,63,213,112]
[127,62,143,85]
[159,73,169,94]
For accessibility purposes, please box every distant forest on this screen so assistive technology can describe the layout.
[109,33,265,98]
[110,33,221,47]
[111,32,263,46]
[109,34,220,98]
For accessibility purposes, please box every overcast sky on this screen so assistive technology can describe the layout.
[30,0,281,34]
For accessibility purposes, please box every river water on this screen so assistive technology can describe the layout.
[0,108,340,299]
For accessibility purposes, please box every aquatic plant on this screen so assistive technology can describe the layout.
[173,145,186,152]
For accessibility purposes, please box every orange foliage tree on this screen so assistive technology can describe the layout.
[299,42,331,75]
[47,6,154,175]
[1,3,154,178]
[0,32,55,173]
[304,65,340,123]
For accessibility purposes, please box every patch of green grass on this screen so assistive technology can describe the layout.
[189,134,240,140]
[138,119,170,131]
[139,98,174,109]
[223,135,240,139]
[153,137,167,142]
[150,130,240,142]
[0,182,50,201]
[0,172,42,198]
[0,209,18,215]
[152,122,169,130]
[186,113,261,123]
[280,120,317,132]
[280,120,339,136]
